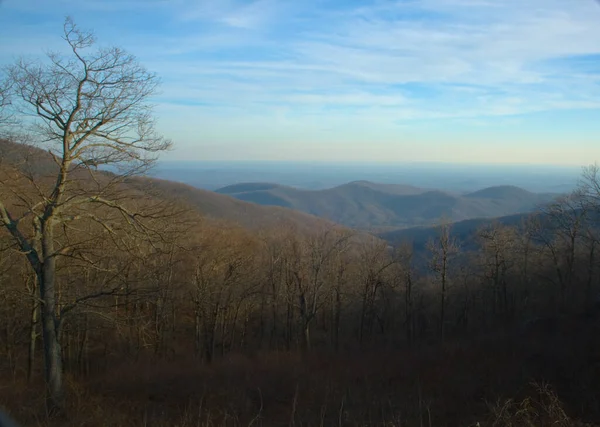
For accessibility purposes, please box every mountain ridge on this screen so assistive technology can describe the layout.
[0,140,338,233]
[215,181,560,230]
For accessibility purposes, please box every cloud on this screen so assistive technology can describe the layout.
[128,0,600,124]
[219,0,280,29]
[2,0,600,163]
[174,0,289,30]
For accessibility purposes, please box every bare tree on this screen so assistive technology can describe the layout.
[0,77,11,129]
[528,195,586,312]
[258,228,286,350]
[427,220,460,341]
[477,222,516,323]
[579,164,600,209]
[283,226,352,352]
[328,238,352,352]
[395,242,416,345]
[357,237,395,346]
[0,17,171,412]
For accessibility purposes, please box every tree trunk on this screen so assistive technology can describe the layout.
[229,303,241,352]
[270,298,278,350]
[39,225,65,413]
[285,301,293,351]
[28,282,39,383]
[203,305,219,363]
[359,288,368,346]
[220,306,227,358]
[258,293,266,350]
[298,294,312,352]
[440,257,447,342]
[587,241,596,311]
[333,288,341,351]
[194,309,202,358]
[405,271,414,346]
[78,314,89,376]
[302,321,311,353]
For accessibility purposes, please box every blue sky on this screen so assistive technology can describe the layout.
[1,0,600,165]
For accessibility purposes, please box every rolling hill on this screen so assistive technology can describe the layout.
[378,212,531,252]
[463,185,535,200]
[0,139,337,233]
[125,177,336,232]
[0,139,563,234]
[215,181,559,230]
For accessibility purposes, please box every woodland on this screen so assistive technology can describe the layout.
[1,18,600,427]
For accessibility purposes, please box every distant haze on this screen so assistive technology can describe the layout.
[149,161,581,194]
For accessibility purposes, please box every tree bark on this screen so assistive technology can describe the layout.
[40,224,64,413]
[27,278,39,383]
[405,271,414,346]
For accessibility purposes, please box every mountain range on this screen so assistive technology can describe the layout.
[0,139,336,233]
[0,139,564,244]
[126,176,335,232]
[215,181,559,230]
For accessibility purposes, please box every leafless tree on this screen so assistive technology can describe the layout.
[427,220,460,341]
[356,237,395,346]
[0,77,11,129]
[395,242,416,345]
[189,225,258,362]
[328,238,352,352]
[257,228,287,350]
[579,164,600,209]
[0,17,171,412]
[528,195,587,312]
[477,222,517,322]
[282,226,353,352]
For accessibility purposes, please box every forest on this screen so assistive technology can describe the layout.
[1,18,600,427]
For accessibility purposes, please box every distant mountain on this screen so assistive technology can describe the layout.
[0,140,336,234]
[463,185,535,200]
[378,212,531,252]
[215,182,283,193]
[128,177,335,232]
[333,181,429,196]
[152,161,581,193]
[216,181,560,230]
[0,139,562,234]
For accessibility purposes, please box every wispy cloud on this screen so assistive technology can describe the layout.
[1,0,600,163]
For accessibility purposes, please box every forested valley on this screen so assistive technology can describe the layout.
[2,18,600,427]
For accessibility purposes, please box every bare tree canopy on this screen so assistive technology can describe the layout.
[5,16,171,173]
[0,17,173,413]
[0,74,12,130]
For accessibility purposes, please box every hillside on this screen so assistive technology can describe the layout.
[216,181,559,230]
[0,140,336,233]
[126,177,336,232]
[464,185,535,200]
[378,212,531,252]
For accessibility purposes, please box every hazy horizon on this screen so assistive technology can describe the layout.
[150,160,582,194]
[2,0,600,165]
[156,159,587,169]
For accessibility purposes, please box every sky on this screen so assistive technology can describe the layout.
[1,0,600,165]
